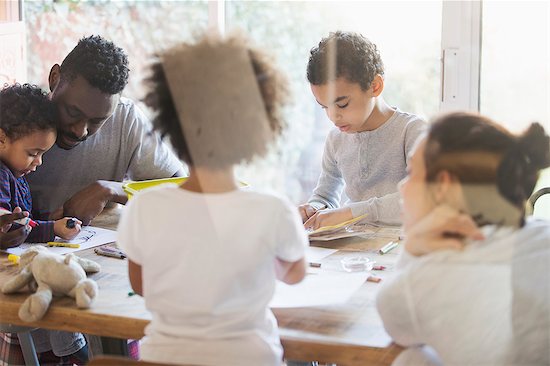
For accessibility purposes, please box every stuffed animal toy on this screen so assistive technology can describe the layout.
[1,246,101,322]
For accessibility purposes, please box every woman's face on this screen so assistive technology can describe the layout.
[399,138,436,231]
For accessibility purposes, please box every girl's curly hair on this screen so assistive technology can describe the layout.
[144,33,290,168]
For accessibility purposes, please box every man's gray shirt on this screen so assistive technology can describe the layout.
[28,97,183,217]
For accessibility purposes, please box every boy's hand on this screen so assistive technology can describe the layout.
[404,205,485,256]
[0,207,30,249]
[298,203,318,222]
[54,217,82,240]
[304,207,353,231]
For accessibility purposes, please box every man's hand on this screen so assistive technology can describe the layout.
[304,207,353,231]
[404,205,485,256]
[61,180,126,225]
[0,207,31,249]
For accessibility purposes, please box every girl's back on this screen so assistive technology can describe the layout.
[118,185,307,365]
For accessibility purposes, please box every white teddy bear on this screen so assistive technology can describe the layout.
[1,246,101,322]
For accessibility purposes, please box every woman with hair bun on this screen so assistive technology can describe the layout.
[377,112,550,366]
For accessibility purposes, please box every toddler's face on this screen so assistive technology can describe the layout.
[0,130,56,178]
[310,77,376,133]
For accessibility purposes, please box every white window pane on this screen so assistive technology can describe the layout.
[480,1,550,134]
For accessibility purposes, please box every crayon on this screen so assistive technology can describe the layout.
[47,242,80,248]
[367,275,382,283]
[7,254,19,264]
[94,247,126,259]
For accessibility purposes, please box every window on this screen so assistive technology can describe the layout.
[480,1,549,133]
[24,0,208,98]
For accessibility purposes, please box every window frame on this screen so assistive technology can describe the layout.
[209,0,483,114]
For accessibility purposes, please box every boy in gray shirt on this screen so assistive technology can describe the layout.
[299,31,425,228]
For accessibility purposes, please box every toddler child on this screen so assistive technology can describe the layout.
[0,83,85,365]
[0,83,82,247]
[117,33,307,366]
[299,31,425,229]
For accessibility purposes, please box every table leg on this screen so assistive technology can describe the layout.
[100,336,129,356]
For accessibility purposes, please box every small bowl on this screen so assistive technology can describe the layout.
[341,256,374,272]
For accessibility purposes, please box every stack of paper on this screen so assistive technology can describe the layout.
[308,214,373,241]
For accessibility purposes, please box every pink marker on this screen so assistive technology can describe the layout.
[0,208,39,227]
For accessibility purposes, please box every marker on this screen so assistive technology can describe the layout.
[47,242,80,248]
[94,247,126,259]
[309,262,321,268]
[0,208,39,228]
[66,218,76,229]
[378,241,398,255]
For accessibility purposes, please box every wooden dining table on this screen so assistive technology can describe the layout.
[0,205,403,365]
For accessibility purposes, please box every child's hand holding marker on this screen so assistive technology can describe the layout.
[0,207,35,249]
[53,217,82,240]
[0,207,39,228]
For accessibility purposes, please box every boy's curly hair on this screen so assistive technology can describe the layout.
[0,83,57,140]
[144,33,289,168]
[307,31,384,91]
[60,35,129,95]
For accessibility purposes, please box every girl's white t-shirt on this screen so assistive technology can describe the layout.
[117,185,308,366]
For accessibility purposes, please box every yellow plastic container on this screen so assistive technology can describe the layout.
[123,177,248,199]
[123,177,187,199]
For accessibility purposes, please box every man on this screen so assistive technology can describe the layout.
[18,35,183,364]
[27,35,185,225]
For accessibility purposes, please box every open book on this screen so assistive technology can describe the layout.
[308,214,373,241]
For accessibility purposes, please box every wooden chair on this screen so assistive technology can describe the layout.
[526,187,550,216]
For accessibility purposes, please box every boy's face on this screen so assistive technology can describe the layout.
[49,66,119,150]
[0,130,57,178]
[310,77,377,133]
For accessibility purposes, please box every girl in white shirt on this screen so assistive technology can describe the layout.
[377,112,550,365]
[117,34,307,366]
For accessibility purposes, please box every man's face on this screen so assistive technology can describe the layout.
[50,72,119,150]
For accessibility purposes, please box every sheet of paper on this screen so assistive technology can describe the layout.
[270,271,368,308]
[305,246,337,262]
[3,226,117,256]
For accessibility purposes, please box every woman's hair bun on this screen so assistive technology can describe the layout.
[517,122,550,170]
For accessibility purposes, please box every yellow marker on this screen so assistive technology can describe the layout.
[7,254,19,264]
[47,242,80,248]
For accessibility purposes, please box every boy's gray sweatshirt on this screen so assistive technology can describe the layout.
[308,109,426,225]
